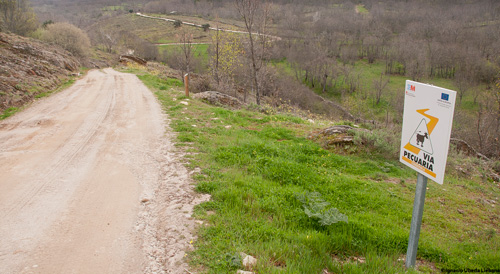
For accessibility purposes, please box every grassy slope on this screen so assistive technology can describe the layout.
[125,66,500,273]
[149,13,247,32]
[93,13,247,45]
[273,59,485,125]
[92,14,212,44]
[158,44,210,62]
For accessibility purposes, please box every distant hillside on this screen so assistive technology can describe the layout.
[0,32,80,113]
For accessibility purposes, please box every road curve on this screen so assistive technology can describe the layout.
[0,68,206,273]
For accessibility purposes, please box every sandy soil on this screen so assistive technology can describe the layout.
[0,68,208,274]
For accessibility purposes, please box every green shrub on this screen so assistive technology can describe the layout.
[352,128,400,158]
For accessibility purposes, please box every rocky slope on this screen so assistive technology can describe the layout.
[0,32,80,113]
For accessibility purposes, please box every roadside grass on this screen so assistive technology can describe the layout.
[0,107,18,120]
[132,68,500,273]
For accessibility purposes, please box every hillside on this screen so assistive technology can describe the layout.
[0,32,80,115]
[121,63,500,273]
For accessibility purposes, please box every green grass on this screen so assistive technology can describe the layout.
[158,44,210,62]
[131,68,500,273]
[356,5,369,14]
[0,107,19,120]
[272,58,488,124]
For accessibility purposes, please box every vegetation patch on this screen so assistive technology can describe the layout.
[0,107,19,120]
[133,68,500,273]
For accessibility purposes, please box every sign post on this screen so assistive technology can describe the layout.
[406,173,427,268]
[399,80,456,268]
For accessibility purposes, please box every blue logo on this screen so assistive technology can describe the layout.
[441,93,449,101]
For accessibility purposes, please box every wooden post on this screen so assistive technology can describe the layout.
[184,73,189,97]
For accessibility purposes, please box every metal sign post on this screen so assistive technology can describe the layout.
[399,80,456,269]
[406,173,427,268]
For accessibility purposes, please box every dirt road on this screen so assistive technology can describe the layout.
[0,68,207,274]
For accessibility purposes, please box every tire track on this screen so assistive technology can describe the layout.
[1,71,116,219]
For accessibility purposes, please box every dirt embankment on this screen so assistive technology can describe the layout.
[0,32,80,113]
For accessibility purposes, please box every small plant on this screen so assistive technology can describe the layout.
[173,20,182,28]
[225,252,242,269]
[493,161,500,174]
[296,191,348,226]
[42,20,54,28]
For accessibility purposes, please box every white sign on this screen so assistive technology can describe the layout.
[399,80,456,185]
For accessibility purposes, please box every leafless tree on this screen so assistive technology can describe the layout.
[92,28,118,53]
[373,73,389,105]
[0,0,38,36]
[177,28,194,82]
[235,0,269,105]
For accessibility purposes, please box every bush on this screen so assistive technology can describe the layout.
[41,22,90,57]
[190,75,212,93]
[352,127,401,159]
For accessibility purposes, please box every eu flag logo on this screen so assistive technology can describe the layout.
[441,93,449,101]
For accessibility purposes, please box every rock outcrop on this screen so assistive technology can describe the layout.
[308,125,369,147]
[192,91,242,108]
[119,55,147,66]
[0,32,80,113]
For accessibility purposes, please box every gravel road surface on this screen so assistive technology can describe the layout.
[0,68,207,274]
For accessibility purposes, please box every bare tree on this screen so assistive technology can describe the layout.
[0,0,37,36]
[373,73,389,105]
[93,28,118,53]
[235,0,269,105]
[177,28,194,82]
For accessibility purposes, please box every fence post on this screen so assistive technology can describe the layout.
[184,73,189,97]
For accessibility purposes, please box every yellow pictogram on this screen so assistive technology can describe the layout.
[402,109,439,178]
[403,109,439,154]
